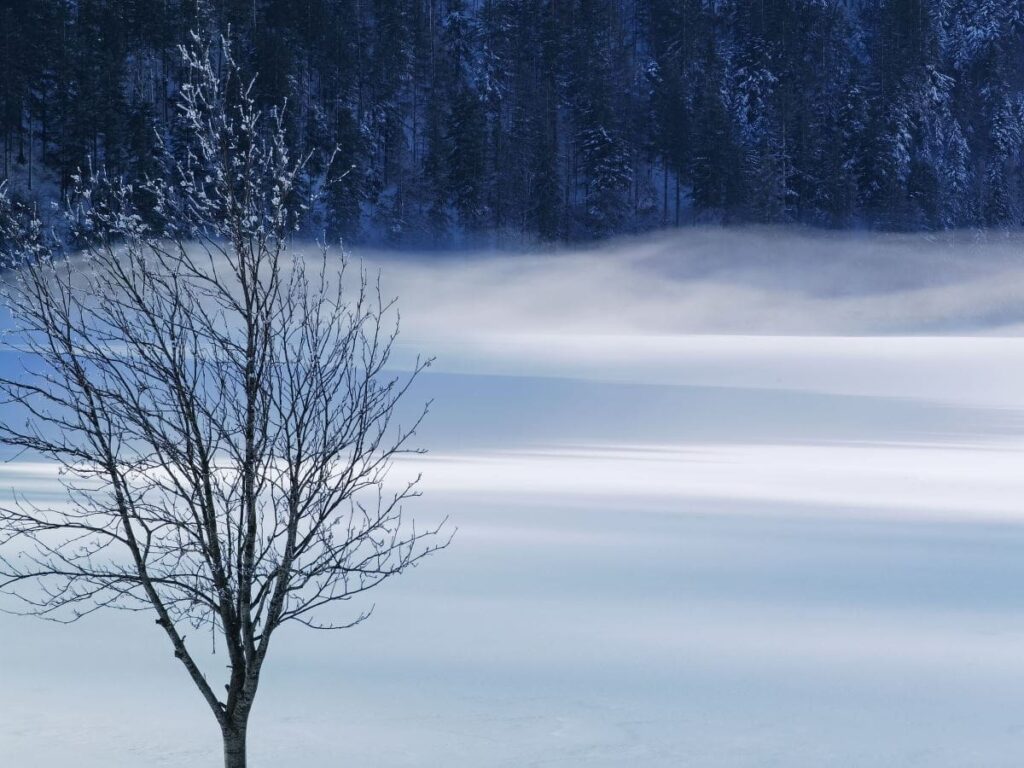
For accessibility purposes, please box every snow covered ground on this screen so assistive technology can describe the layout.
[5,228,1024,766]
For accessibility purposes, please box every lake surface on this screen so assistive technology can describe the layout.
[3,230,1024,765]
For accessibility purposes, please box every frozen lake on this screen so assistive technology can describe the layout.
[4,229,1024,766]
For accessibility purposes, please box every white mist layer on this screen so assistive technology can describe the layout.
[367,227,1024,337]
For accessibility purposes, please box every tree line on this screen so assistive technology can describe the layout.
[1,0,1023,245]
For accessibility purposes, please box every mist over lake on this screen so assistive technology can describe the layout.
[4,229,1024,766]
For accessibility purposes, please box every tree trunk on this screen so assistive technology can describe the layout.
[223,722,248,768]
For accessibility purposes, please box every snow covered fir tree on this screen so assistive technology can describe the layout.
[1,0,1022,244]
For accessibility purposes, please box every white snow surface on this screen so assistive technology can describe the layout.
[5,227,1024,766]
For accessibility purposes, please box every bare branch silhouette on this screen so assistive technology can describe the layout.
[0,33,449,768]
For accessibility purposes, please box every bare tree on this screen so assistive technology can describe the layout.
[0,36,448,768]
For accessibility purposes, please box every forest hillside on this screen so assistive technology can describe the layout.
[2,1,1022,245]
